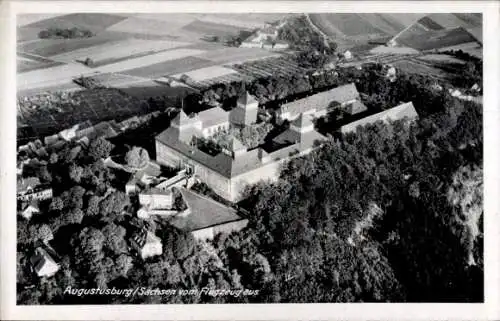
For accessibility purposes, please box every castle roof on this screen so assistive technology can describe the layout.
[170,188,244,232]
[198,107,229,128]
[237,91,257,107]
[291,112,314,130]
[281,83,360,116]
[172,110,200,128]
[341,102,418,133]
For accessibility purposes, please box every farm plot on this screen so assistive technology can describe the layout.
[17,53,64,73]
[20,13,128,33]
[86,72,150,88]
[416,54,466,65]
[51,38,191,63]
[18,32,129,57]
[17,81,83,98]
[193,73,249,90]
[120,56,214,78]
[182,19,245,37]
[172,65,237,82]
[18,63,91,92]
[195,47,280,64]
[94,48,206,74]
[397,27,478,51]
[392,59,448,79]
[107,16,198,38]
[195,13,291,29]
[309,14,387,38]
[230,56,309,79]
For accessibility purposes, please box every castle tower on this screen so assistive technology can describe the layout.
[171,110,202,143]
[230,91,259,126]
[223,137,247,158]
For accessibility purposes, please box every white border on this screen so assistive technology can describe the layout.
[1,1,499,320]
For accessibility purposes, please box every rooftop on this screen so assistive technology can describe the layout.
[237,91,258,107]
[156,122,326,178]
[169,188,244,232]
[281,83,361,116]
[340,102,418,133]
[17,177,41,193]
[197,107,230,128]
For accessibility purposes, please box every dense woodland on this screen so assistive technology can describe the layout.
[18,49,483,303]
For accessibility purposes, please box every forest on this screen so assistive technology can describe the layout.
[17,57,483,303]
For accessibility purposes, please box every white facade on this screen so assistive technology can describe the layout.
[21,204,40,220]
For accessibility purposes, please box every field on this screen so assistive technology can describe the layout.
[18,32,129,57]
[17,52,64,73]
[120,56,214,78]
[392,59,449,79]
[50,38,191,63]
[437,42,483,59]
[416,54,466,65]
[182,19,248,37]
[84,72,150,88]
[397,27,478,51]
[172,65,238,82]
[195,47,280,64]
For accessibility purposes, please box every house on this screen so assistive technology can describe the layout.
[20,200,40,220]
[17,177,53,201]
[44,134,59,146]
[76,136,90,148]
[139,188,173,209]
[129,229,163,260]
[343,50,353,60]
[169,188,248,240]
[340,102,418,134]
[155,111,327,202]
[17,177,41,196]
[30,246,59,277]
[59,121,92,141]
[277,83,366,121]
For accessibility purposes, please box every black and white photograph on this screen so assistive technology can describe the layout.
[2,0,498,318]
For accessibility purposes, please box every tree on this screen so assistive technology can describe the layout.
[69,163,83,183]
[63,208,84,225]
[114,254,133,278]
[102,223,128,255]
[88,137,114,161]
[125,146,150,168]
[86,195,101,217]
[49,196,65,213]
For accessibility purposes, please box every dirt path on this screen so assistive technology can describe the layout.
[304,13,331,48]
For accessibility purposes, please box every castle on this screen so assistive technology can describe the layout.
[155,90,328,202]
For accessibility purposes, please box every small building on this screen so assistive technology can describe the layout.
[169,188,248,240]
[76,136,90,148]
[17,176,53,201]
[17,177,41,196]
[343,50,353,60]
[129,229,163,260]
[20,200,40,220]
[44,134,59,146]
[30,247,59,278]
[340,102,418,134]
[138,188,173,209]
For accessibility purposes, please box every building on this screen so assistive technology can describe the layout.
[277,83,366,121]
[198,107,230,137]
[340,102,418,134]
[343,50,353,60]
[169,188,248,240]
[229,92,259,126]
[20,200,40,220]
[138,188,173,209]
[30,246,59,278]
[129,229,163,260]
[155,111,327,202]
[17,176,53,201]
